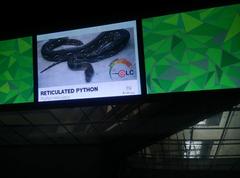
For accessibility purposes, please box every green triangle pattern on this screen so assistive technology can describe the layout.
[224,14,240,42]
[164,14,179,26]
[143,4,240,94]
[221,50,240,67]
[181,13,203,32]
[0,36,33,104]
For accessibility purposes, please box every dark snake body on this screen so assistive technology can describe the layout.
[40,29,130,82]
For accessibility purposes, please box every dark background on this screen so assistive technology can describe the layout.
[1,0,239,40]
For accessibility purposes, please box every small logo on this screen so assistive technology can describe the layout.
[109,58,135,80]
[118,70,126,78]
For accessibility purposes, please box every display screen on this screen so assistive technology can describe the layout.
[143,4,240,94]
[37,21,141,102]
[0,37,33,105]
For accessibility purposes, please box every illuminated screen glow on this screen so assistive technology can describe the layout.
[143,4,240,94]
[0,37,33,105]
[37,21,141,102]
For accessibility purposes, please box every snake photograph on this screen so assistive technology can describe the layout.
[39,29,130,83]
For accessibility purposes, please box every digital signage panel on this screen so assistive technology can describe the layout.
[37,21,141,102]
[143,4,240,94]
[0,37,33,105]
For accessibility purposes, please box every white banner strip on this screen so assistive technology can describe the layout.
[38,80,141,102]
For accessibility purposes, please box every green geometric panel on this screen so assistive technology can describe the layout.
[143,3,240,94]
[0,37,33,104]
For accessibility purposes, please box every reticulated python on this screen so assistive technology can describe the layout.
[40,29,130,82]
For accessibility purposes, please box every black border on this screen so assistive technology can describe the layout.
[33,34,38,106]
[137,19,147,98]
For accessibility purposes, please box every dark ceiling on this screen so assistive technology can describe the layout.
[0,0,239,39]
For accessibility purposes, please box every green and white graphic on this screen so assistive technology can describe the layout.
[0,37,33,104]
[143,4,240,94]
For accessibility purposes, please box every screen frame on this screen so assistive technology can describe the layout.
[36,20,143,104]
[141,2,240,97]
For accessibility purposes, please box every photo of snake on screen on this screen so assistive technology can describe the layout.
[37,27,137,88]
